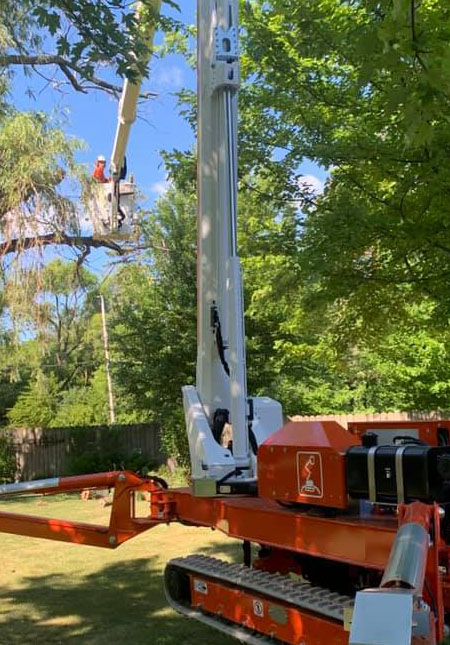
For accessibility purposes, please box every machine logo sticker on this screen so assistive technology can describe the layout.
[297,452,323,498]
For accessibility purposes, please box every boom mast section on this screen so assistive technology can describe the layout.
[197,0,248,463]
[109,0,161,228]
[110,0,160,180]
[182,0,283,490]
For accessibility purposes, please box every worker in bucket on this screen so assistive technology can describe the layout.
[93,155,109,183]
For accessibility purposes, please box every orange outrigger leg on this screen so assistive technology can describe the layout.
[0,471,172,548]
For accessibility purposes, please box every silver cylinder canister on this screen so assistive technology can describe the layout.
[381,522,429,594]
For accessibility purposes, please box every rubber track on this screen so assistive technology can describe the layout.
[167,554,354,623]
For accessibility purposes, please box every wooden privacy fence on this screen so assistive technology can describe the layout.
[5,424,165,481]
[291,411,450,428]
[7,413,450,482]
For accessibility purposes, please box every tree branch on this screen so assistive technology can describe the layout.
[410,0,427,71]
[0,233,170,259]
[59,63,88,93]
[0,54,157,98]
[0,233,125,256]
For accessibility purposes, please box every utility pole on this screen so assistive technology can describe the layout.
[99,294,116,424]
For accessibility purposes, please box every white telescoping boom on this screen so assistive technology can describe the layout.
[182,0,283,494]
[109,0,161,230]
[91,0,160,239]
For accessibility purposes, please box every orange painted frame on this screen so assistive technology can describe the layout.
[169,489,397,569]
[165,491,445,641]
[190,574,349,644]
[257,421,359,509]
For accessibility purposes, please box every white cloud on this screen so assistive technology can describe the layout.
[297,174,325,195]
[151,180,171,196]
[154,65,185,90]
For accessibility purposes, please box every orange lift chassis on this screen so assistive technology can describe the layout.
[2,1,450,644]
[2,421,450,644]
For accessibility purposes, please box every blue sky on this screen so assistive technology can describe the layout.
[11,0,325,275]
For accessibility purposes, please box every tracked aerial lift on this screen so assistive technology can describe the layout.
[2,1,450,644]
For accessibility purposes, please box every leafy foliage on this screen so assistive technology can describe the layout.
[0,430,16,483]
[108,189,197,461]
[1,0,180,93]
[238,0,450,329]
[67,425,159,476]
[5,260,105,427]
[8,372,59,428]
[0,110,84,238]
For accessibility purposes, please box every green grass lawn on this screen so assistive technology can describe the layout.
[0,495,239,644]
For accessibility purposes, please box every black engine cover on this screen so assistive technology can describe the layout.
[346,444,450,503]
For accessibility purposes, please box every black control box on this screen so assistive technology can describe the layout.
[346,445,450,503]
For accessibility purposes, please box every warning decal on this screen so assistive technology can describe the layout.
[297,451,323,498]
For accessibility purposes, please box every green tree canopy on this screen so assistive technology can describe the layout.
[238,0,450,330]
[108,189,197,458]
[0,110,83,235]
[6,0,450,441]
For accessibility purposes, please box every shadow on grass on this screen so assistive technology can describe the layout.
[199,537,243,561]
[0,556,236,645]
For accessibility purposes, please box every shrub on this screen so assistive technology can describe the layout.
[0,430,16,483]
[69,449,158,477]
[67,425,159,476]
